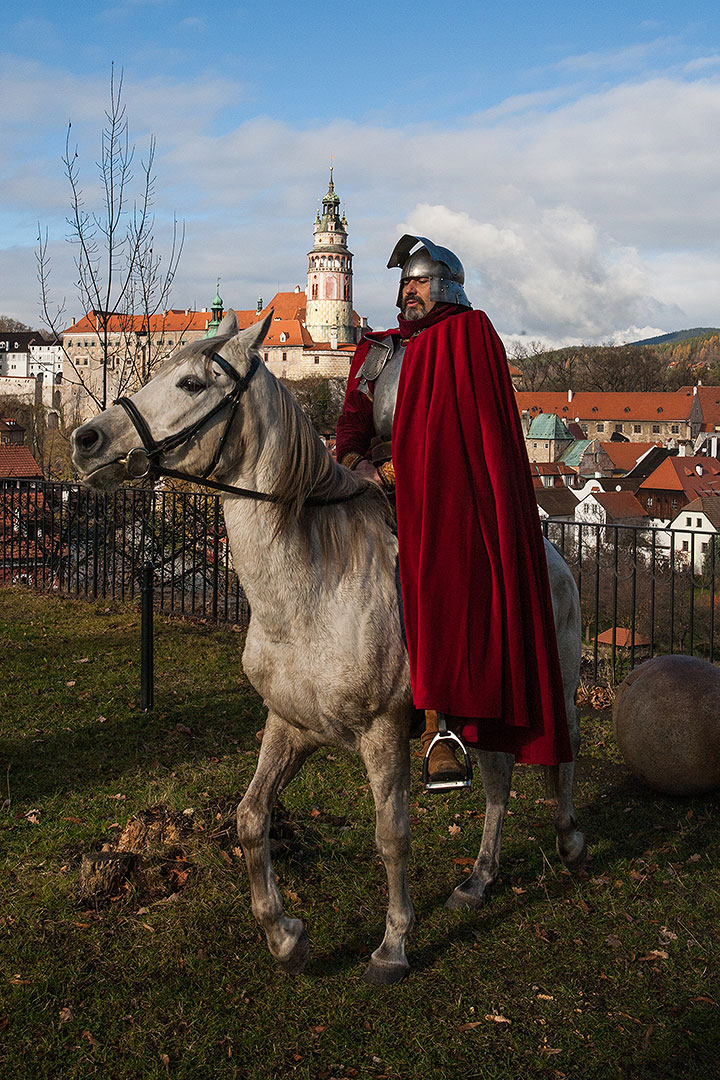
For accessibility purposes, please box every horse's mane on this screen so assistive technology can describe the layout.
[162,336,395,571]
[263,371,395,571]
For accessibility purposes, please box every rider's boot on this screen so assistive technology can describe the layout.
[421,710,465,783]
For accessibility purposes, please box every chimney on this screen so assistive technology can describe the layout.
[568,389,573,402]
[330,322,338,350]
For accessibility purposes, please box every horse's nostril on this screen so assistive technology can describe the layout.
[77,427,101,452]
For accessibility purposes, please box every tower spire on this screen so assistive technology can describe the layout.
[305,168,354,346]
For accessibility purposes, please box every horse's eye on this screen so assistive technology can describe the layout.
[178,376,206,394]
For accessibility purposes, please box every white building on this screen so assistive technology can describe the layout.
[669,496,720,574]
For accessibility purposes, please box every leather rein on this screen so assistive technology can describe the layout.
[113,350,365,507]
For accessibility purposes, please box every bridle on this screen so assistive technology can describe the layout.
[112,350,365,507]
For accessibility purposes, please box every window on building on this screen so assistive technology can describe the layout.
[652,424,660,433]
[671,425,679,433]
[697,518,702,527]
[282,352,287,362]
[634,425,641,433]
[615,424,623,432]
[686,516,692,526]
[671,499,678,509]
[702,542,709,553]
[682,540,689,552]
[647,496,653,507]
[597,423,604,432]
[314,357,320,364]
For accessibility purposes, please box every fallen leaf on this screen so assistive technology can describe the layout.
[63,817,85,824]
[458,1021,484,1031]
[485,1014,511,1024]
[66,681,76,687]
[82,1030,99,1047]
[452,857,475,866]
[605,934,622,949]
[638,949,668,962]
[448,823,461,836]
[175,724,192,735]
[643,1025,653,1049]
[59,1006,74,1024]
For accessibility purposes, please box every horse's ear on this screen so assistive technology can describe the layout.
[231,310,274,354]
[217,309,239,336]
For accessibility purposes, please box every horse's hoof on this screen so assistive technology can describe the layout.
[445,878,489,910]
[363,959,409,986]
[557,832,588,874]
[277,929,310,976]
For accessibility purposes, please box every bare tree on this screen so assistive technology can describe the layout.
[37,65,185,412]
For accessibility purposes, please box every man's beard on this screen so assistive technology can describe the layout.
[401,295,428,320]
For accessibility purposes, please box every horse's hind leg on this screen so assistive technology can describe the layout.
[551,694,587,872]
[446,750,513,910]
[236,711,317,975]
[360,730,415,985]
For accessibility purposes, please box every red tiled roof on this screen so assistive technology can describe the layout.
[599,441,662,471]
[63,308,258,335]
[530,461,575,475]
[596,627,650,647]
[62,292,361,351]
[516,390,695,422]
[0,446,42,478]
[691,386,720,428]
[591,491,648,519]
[639,456,720,496]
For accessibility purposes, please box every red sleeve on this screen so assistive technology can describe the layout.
[335,338,375,462]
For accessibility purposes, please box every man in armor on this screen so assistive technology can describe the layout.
[336,236,572,788]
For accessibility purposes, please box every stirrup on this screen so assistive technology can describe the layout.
[422,714,473,792]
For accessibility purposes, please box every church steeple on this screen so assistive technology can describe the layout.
[305,169,354,345]
[204,280,224,338]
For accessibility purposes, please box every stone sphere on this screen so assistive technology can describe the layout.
[613,655,720,796]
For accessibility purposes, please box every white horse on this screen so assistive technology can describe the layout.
[71,311,586,985]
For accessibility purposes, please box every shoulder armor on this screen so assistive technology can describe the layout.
[358,336,395,384]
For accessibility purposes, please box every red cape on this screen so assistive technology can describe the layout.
[393,310,573,765]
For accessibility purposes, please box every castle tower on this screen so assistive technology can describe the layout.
[305,168,354,344]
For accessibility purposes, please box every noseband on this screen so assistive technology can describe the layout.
[113,351,364,507]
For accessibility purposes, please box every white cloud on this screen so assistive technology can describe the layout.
[3,61,720,346]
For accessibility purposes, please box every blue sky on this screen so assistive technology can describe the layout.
[2,0,720,345]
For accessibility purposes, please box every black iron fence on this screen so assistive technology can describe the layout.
[1,479,249,625]
[3,479,719,683]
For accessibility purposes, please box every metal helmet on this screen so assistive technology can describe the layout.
[387,234,470,309]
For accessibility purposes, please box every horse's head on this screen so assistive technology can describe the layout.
[71,309,273,490]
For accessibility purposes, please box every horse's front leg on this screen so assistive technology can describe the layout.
[360,729,415,985]
[236,711,317,974]
[446,749,514,910]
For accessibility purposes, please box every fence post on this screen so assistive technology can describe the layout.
[141,561,154,711]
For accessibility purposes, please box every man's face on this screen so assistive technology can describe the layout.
[401,276,435,320]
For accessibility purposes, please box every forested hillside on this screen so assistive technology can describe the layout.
[510,330,720,393]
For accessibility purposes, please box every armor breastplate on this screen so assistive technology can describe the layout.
[372,341,406,440]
